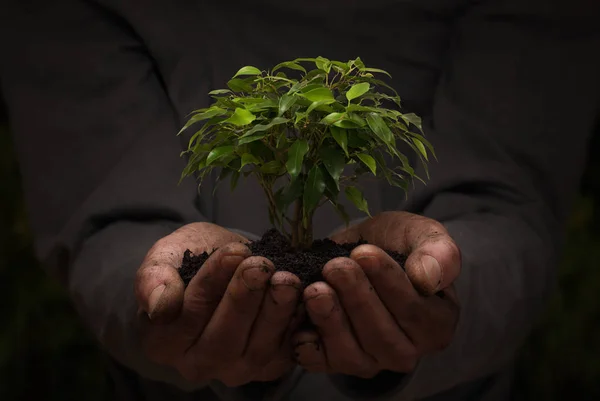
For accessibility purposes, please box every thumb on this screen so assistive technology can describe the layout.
[136,253,185,325]
[330,223,362,244]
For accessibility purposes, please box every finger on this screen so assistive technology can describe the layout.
[404,228,461,295]
[340,212,461,295]
[303,282,378,378]
[323,257,417,371]
[255,356,296,382]
[255,302,308,382]
[179,242,251,337]
[135,223,247,323]
[351,245,453,353]
[136,246,186,324]
[244,271,301,368]
[192,256,275,363]
[292,330,328,373]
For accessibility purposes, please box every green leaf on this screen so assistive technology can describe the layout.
[366,113,393,144]
[320,146,345,184]
[321,112,346,125]
[239,117,289,137]
[408,132,436,159]
[213,96,240,109]
[208,89,233,96]
[178,107,227,135]
[227,78,255,93]
[331,200,350,226]
[281,177,304,206]
[315,56,331,73]
[224,108,256,126]
[303,165,326,221]
[411,137,428,161]
[347,131,371,148]
[363,92,402,108]
[373,152,393,184]
[279,94,297,116]
[237,133,266,145]
[186,118,218,148]
[333,119,363,129]
[300,83,327,94]
[330,126,349,157]
[245,99,278,113]
[230,170,240,191]
[294,111,307,125]
[232,66,262,78]
[240,153,261,169]
[272,61,306,74]
[260,160,282,174]
[247,141,274,162]
[286,139,309,179]
[348,57,365,70]
[345,186,370,216]
[300,87,334,103]
[206,145,235,166]
[356,153,377,175]
[331,60,350,73]
[359,67,392,78]
[347,113,367,127]
[306,99,335,115]
[346,104,378,113]
[276,130,290,149]
[322,165,340,196]
[293,57,317,63]
[346,82,370,101]
[402,113,423,131]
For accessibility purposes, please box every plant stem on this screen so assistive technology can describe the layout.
[291,199,302,249]
[260,176,287,237]
[303,212,314,247]
[290,198,314,249]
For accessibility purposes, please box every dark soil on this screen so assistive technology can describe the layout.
[179,228,407,288]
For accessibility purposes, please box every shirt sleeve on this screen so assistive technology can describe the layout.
[0,1,209,390]
[328,2,600,399]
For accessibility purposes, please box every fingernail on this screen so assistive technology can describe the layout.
[148,284,166,318]
[421,255,442,291]
[306,294,335,318]
[242,267,269,291]
[271,284,300,304]
[221,254,246,267]
[356,255,379,270]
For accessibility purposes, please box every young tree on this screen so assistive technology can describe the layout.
[179,57,433,249]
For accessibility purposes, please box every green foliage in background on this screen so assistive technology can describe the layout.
[179,57,431,248]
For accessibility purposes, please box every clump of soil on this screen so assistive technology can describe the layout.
[179,229,406,288]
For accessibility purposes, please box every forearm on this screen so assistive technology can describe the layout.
[69,220,207,391]
[1,0,216,390]
[397,211,556,399]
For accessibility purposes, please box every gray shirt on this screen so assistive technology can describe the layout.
[2,0,599,400]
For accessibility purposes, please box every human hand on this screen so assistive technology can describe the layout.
[293,212,461,378]
[136,222,303,387]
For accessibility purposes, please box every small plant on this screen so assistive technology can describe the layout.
[179,57,434,250]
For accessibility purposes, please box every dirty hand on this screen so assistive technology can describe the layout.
[293,211,461,378]
[136,222,302,387]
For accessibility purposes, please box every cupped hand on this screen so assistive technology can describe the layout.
[293,211,461,378]
[136,222,303,387]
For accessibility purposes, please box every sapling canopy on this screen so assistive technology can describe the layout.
[179,57,434,249]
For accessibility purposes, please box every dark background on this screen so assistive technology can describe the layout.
[1,97,599,400]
